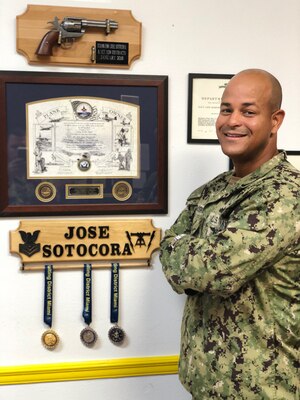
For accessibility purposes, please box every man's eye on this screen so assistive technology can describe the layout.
[220,108,231,114]
[243,110,255,116]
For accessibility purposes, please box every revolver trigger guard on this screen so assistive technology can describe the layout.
[61,38,75,49]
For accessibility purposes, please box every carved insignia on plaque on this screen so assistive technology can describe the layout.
[19,230,41,257]
[125,230,156,253]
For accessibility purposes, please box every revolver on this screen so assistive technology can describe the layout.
[36,16,118,56]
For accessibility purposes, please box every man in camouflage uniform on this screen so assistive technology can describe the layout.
[160,69,300,399]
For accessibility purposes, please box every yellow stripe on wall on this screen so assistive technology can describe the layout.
[0,355,179,385]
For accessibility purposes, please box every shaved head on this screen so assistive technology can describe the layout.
[216,68,285,177]
[228,69,282,112]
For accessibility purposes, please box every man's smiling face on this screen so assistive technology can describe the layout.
[216,71,284,176]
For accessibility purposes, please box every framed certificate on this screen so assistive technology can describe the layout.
[0,71,168,216]
[285,150,300,170]
[187,73,233,144]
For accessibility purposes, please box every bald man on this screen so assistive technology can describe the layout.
[160,69,299,399]
[217,69,284,177]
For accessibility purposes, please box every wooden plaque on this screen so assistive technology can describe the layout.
[10,219,161,270]
[16,5,142,68]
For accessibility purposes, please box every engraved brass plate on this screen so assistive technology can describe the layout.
[66,184,104,199]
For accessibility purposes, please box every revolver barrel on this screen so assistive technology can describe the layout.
[62,17,118,34]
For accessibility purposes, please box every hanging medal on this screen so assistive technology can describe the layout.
[108,262,126,345]
[80,263,98,347]
[41,264,59,350]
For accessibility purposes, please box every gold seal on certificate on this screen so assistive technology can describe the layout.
[80,327,98,347]
[35,182,56,202]
[108,325,126,344]
[74,102,93,119]
[112,181,132,201]
[41,329,59,350]
[77,154,91,172]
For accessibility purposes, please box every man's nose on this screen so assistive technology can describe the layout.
[227,111,242,126]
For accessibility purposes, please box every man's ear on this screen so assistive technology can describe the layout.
[271,109,285,134]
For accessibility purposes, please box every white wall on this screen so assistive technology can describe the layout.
[1,0,300,399]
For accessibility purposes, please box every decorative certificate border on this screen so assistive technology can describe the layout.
[0,71,168,216]
[187,73,233,144]
[27,97,140,180]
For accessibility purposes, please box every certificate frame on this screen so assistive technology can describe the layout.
[187,73,233,144]
[284,150,300,170]
[0,71,168,217]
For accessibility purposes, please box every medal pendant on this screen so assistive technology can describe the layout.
[41,329,59,350]
[80,326,98,347]
[108,324,126,345]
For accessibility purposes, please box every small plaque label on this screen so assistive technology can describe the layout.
[66,184,104,199]
[95,42,129,65]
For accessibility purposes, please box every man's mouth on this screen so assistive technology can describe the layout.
[223,132,247,138]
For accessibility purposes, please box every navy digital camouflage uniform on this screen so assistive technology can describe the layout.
[160,152,300,399]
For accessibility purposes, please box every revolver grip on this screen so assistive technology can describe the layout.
[36,30,60,56]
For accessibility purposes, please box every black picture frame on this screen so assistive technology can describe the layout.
[187,73,233,144]
[0,71,168,217]
[284,150,300,170]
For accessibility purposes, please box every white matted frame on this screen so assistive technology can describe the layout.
[187,73,233,144]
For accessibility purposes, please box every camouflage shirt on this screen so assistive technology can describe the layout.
[160,152,300,399]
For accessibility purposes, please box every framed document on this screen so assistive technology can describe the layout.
[0,71,168,216]
[285,150,300,170]
[187,73,233,144]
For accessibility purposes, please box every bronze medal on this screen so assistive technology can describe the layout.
[41,329,59,350]
[108,325,126,345]
[80,326,98,347]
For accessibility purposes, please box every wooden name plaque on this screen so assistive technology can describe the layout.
[16,5,142,68]
[10,219,161,270]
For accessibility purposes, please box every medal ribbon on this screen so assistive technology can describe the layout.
[110,262,120,324]
[43,264,54,328]
[82,263,92,326]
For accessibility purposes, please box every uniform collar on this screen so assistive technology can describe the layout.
[187,152,287,204]
[230,151,286,187]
